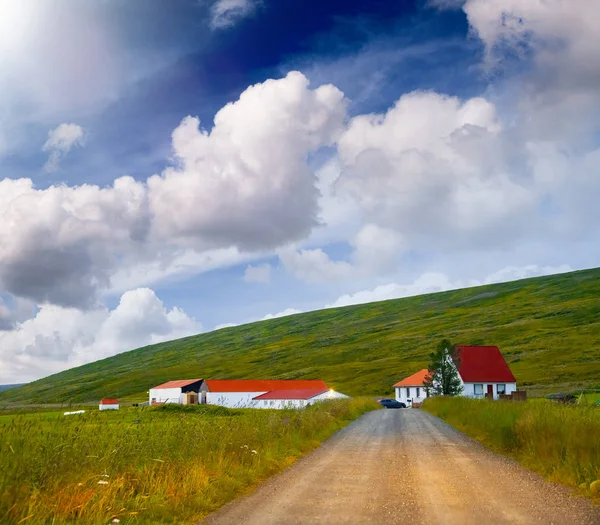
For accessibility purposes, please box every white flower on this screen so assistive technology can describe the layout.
[98,480,109,485]
[251,450,257,454]
[112,519,120,523]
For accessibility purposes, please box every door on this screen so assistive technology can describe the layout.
[487,385,494,398]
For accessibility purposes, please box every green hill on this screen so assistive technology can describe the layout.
[2,268,600,404]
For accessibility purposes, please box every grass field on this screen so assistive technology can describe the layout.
[2,267,600,405]
[422,397,600,497]
[0,398,378,524]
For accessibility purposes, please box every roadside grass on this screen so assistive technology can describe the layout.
[2,267,599,406]
[0,398,378,525]
[423,397,600,496]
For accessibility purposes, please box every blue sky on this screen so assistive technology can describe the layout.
[0,0,599,383]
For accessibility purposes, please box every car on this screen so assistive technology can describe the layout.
[379,399,406,409]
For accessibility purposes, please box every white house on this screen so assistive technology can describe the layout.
[394,345,517,402]
[453,345,517,399]
[149,378,204,405]
[253,388,349,409]
[200,379,344,408]
[99,398,119,410]
[394,369,431,406]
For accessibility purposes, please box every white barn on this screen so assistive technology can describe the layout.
[394,369,430,406]
[200,379,346,408]
[99,398,119,410]
[149,378,203,405]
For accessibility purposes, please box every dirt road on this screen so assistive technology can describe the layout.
[201,409,600,525]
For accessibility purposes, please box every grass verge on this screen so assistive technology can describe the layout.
[1,398,378,524]
[422,397,600,497]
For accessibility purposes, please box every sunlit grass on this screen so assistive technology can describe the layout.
[423,397,600,496]
[0,399,378,524]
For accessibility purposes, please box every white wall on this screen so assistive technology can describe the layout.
[461,382,517,400]
[206,391,268,408]
[208,390,349,409]
[149,387,182,404]
[99,404,118,410]
[395,386,429,405]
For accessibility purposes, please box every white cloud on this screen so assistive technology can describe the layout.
[279,223,404,283]
[210,0,261,29]
[0,175,148,308]
[0,288,198,384]
[243,263,271,284]
[0,72,345,308]
[261,308,302,320]
[148,71,346,251]
[42,123,84,172]
[278,247,354,283]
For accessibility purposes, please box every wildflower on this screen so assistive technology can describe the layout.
[102,474,110,478]
[112,519,120,523]
[98,480,109,485]
[251,450,257,454]
[77,483,83,486]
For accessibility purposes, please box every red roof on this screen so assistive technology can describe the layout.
[151,379,202,389]
[455,346,516,383]
[253,389,329,400]
[204,379,328,393]
[394,369,431,387]
[100,398,119,404]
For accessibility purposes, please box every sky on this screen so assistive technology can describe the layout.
[0,0,599,384]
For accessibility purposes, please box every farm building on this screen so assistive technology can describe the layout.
[394,345,517,401]
[253,388,348,409]
[394,369,430,406]
[201,379,348,408]
[99,398,119,410]
[149,378,203,405]
[455,345,517,399]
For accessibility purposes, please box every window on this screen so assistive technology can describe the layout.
[406,387,410,398]
[497,384,506,394]
[269,400,275,406]
[263,400,268,406]
[474,384,483,397]
[416,387,420,398]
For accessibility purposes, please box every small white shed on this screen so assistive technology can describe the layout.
[99,398,119,410]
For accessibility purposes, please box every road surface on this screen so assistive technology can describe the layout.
[201,409,600,525]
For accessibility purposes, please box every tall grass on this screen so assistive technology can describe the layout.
[423,397,600,495]
[1,399,377,524]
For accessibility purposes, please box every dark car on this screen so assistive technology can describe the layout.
[379,399,406,409]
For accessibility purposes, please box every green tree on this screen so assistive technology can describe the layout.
[423,339,463,396]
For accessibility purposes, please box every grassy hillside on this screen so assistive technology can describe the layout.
[2,268,600,404]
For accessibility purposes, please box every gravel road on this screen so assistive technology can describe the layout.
[201,409,600,525]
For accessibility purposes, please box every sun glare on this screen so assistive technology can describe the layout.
[0,0,38,56]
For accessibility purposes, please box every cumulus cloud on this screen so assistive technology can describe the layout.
[42,123,84,172]
[148,72,346,251]
[0,288,198,384]
[210,0,261,29]
[0,176,148,308]
[279,223,404,283]
[0,72,344,308]
[243,263,271,284]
